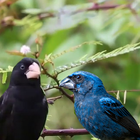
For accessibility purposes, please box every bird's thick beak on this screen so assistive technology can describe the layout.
[59,77,75,90]
[25,62,41,79]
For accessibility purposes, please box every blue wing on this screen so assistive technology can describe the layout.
[99,97,140,136]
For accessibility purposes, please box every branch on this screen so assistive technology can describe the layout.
[41,128,89,137]
[38,4,131,20]
[107,89,140,93]
[38,12,55,20]
[44,85,59,91]
[87,3,130,11]
[41,64,56,80]
[0,3,133,29]
[47,95,62,105]
[34,42,74,103]
[59,88,74,103]
[44,86,140,94]
[41,64,74,103]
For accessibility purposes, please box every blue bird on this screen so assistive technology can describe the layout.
[60,71,140,140]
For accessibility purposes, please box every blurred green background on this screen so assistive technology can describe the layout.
[1,0,140,140]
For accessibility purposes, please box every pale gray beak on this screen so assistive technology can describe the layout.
[59,77,75,90]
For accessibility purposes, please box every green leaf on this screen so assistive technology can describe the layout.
[54,42,140,75]
[50,41,102,61]
[22,9,42,15]
[2,72,7,84]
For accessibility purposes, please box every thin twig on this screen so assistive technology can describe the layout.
[1,3,133,32]
[38,4,130,20]
[59,88,74,103]
[47,95,63,104]
[34,46,74,103]
[107,89,140,93]
[41,64,74,103]
[87,4,130,11]
[44,85,59,91]
[41,65,56,79]
[38,12,55,20]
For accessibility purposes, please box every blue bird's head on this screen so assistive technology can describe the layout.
[60,71,106,98]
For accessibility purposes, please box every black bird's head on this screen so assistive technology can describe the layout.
[10,57,41,86]
[60,71,105,97]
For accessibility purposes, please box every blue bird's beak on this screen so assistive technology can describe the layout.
[59,77,75,90]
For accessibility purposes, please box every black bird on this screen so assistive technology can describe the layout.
[0,57,48,140]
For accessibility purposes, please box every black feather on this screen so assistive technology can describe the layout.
[0,58,48,140]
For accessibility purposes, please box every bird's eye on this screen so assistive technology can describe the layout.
[76,75,81,80]
[74,75,83,83]
[20,64,25,70]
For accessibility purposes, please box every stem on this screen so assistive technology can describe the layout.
[87,4,130,11]
[41,65,56,79]
[34,47,74,103]
[38,12,55,20]
[41,128,89,137]
[38,4,130,20]
[47,95,62,104]
[59,88,74,103]
[41,65,74,103]
[44,85,59,91]
[107,89,140,93]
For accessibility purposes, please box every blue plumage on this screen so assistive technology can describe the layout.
[60,71,140,140]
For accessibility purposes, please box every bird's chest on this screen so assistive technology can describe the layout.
[14,86,43,102]
[74,99,109,138]
[12,86,45,116]
[74,100,97,127]
[14,101,43,116]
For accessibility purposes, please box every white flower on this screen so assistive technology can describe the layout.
[20,45,31,55]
